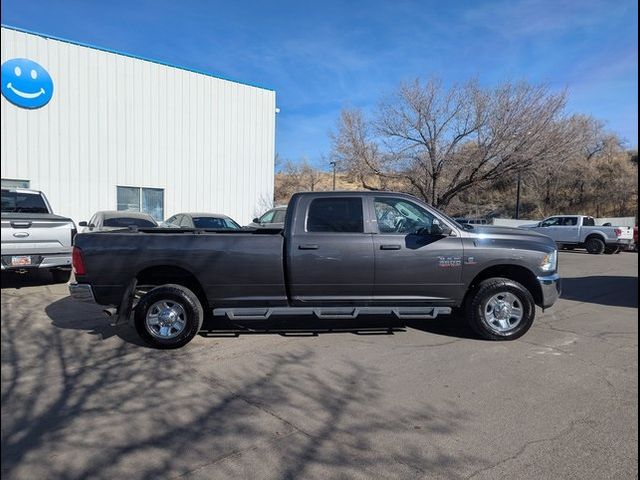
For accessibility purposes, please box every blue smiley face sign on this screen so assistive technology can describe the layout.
[1,58,54,109]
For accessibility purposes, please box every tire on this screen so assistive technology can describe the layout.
[134,284,203,349]
[50,269,71,283]
[465,278,536,341]
[585,237,605,255]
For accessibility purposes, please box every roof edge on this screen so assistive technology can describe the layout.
[1,23,275,92]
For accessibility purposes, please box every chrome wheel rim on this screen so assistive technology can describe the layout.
[483,292,523,333]
[145,300,187,339]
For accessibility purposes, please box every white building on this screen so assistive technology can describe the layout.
[1,25,276,225]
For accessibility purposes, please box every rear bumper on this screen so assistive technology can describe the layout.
[612,239,633,246]
[1,253,71,270]
[68,282,96,303]
[537,273,561,309]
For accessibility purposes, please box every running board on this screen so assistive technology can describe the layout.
[212,306,452,321]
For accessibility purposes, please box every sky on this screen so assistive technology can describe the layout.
[2,0,637,168]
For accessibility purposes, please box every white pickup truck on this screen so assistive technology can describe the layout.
[1,188,76,282]
[519,215,634,254]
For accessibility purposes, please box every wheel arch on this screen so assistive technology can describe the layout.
[584,232,606,243]
[464,264,542,307]
[135,264,209,310]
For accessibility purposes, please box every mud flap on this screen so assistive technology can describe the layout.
[114,279,137,326]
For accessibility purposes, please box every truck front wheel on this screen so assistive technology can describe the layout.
[134,284,203,349]
[465,278,535,341]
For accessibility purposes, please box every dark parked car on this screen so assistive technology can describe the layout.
[246,206,287,229]
[70,191,560,349]
[79,211,158,232]
[163,213,241,230]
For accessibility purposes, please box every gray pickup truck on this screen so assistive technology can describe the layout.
[1,188,76,282]
[70,191,560,348]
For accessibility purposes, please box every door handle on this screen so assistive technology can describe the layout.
[298,244,319,250]
[380,244,401,250]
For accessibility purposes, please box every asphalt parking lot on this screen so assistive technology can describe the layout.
[1,251,637,480]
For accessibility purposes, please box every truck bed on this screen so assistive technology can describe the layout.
[74,229,287,307]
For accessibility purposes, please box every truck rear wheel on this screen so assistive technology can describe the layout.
[465,278,535,341]
[585,237,605,254]
[134,284,203,349]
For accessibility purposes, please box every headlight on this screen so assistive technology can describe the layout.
[540,250,557,272]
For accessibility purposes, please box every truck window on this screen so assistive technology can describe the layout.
[374,197,436,234]
[1,190,49,213]
[103,217,157,228]
[307,198,363,233]
[259,210,276,223]
[272,209,286,223]
[540,217,561,227]
[562,217,578,226]
[583,217,595,226]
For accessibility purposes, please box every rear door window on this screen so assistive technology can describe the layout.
[582,217,595,226]
[307,198,363,233]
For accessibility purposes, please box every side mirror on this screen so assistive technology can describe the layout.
[252,218,259,223]
[79,221,88,227]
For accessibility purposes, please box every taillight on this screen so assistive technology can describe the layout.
[614,228,622,237]
[72,247,86,275]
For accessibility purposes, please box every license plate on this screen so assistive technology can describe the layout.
[11,256,32,266]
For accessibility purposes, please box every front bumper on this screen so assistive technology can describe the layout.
[537,273,561,309]
[69,282,96,303]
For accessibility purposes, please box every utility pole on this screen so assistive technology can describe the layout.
[515,170,522,219]
[329,161,337,191]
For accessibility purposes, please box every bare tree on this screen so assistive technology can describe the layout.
[332,78,576,209]
[275,158,325,203]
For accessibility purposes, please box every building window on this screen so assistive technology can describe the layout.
[117,186,164,221]
[1,178,30,189]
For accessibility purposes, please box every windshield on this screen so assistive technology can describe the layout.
[103,217,157,228]
[192,217,240,229]
[1,190,49,213]
[440,211,472,229]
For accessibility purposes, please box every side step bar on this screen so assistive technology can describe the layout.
[212,306,452,321]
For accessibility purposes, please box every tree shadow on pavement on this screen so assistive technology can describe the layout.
[3,296,480,479]
[561,276,638,308]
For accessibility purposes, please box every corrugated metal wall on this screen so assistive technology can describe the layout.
[1,26,276,224]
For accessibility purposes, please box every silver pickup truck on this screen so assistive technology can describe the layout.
[1,188,76,282]
[519,215,633,254]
